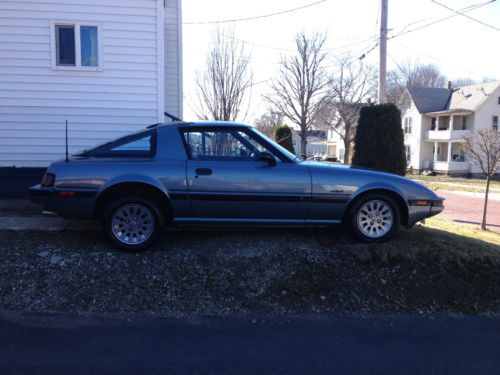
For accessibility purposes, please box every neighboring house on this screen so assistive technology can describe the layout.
[322,102,366,164]
[292,130,329,158]
[326,128,347,163]
[403,81,500,175]
[0,0,182,168]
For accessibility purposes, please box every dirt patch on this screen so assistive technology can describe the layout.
[0,200,45,217]
[1,227,499,317]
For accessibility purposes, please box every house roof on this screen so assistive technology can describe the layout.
[408,87,452,113]
[449,81,500,111]
[408,81,500,114]
[296,130,327,140]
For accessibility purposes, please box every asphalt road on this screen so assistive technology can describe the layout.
[1,314,499,374]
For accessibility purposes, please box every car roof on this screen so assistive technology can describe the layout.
[148,121,252,130]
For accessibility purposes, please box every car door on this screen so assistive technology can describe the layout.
[181,126,311,221]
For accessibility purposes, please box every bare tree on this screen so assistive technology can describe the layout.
[317,56,377,163]
[452,77,478,87]
[462,130,500,230]
[452,77,498,87]
[387,60,447,111]
[194,28,252,121]
[254,107,284,139]
[263,32,329,155]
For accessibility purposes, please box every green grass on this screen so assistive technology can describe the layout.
[407,174,500,193]
[423,217,500,246]
[380,217,500,261]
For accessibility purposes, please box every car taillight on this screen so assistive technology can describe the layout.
[41,173,55,187]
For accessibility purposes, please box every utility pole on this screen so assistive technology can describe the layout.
[379,0,388,103]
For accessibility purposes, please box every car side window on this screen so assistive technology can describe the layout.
[183,129,266,160]
[85,130,155,157]
[111,135,151,153]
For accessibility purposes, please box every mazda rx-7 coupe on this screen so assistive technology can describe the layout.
[30,122,444,251]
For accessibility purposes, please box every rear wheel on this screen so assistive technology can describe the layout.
[103,197,163,252]
[349,194,400,242]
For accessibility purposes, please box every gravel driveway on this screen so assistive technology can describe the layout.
[1,226,499,317]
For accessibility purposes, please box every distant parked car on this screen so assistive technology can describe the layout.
[30,122,444,251]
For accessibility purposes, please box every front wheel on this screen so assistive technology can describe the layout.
[349,194,400,242]
[103,197,163,252]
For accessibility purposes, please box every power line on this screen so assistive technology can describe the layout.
[388,0,496,40]
[183,0,328,25]
[392,41,485,77]
[431,0,499,31]
[359,42,379,60]
[220,31,379,55]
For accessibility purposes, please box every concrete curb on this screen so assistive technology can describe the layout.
[0,217,100,231]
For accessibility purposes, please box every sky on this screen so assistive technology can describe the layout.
[181,0,500,123]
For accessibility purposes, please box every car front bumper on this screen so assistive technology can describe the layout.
[406,198,445,228]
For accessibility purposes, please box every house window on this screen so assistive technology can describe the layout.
[404,117,412,134]
[405,145,411,162]
[432,145,441,154]
[493,116,499,131]
[452,146,467,162]
[52,22,101,69]
[431,117,437,130]
[498,97,500,105]
[55,25,75,66]
[461,117,467,130]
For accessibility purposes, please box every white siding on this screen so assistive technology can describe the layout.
[402,103,422,170]
[470,85,500,174]
[0,0,165,167]
[164,0,182,118]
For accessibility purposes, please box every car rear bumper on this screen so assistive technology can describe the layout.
[29,184,96,218]
[406,198,445,228]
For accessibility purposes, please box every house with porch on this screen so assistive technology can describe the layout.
[0,0,182,169]
[403,81,500,175]
[292,130,329,158]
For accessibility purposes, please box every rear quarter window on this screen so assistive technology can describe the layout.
[85,130,156,157]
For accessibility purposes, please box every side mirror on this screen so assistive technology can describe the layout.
[257,151,277,166]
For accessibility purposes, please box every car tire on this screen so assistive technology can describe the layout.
[349,193,400,242]
[103,196,164,252]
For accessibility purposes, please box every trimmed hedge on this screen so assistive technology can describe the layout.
[352,104,406,176]
[274,125,295,154]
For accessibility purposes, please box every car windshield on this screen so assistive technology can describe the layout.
[249,128,299,162]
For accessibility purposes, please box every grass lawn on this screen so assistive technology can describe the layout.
[406,174,500,193]
[421,217,500,247]
[359,216,500,261]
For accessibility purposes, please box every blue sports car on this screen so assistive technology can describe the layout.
[30,122,444,251]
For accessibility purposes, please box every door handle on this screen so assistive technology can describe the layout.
[195,168,212,176]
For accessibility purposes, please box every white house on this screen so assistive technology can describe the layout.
[403,81,500,175]
[291,130,329,158]
[326,128,345,162]
[0,0,182,168]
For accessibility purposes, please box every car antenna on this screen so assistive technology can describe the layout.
[164,111,183,122]
[65,119,69,162]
